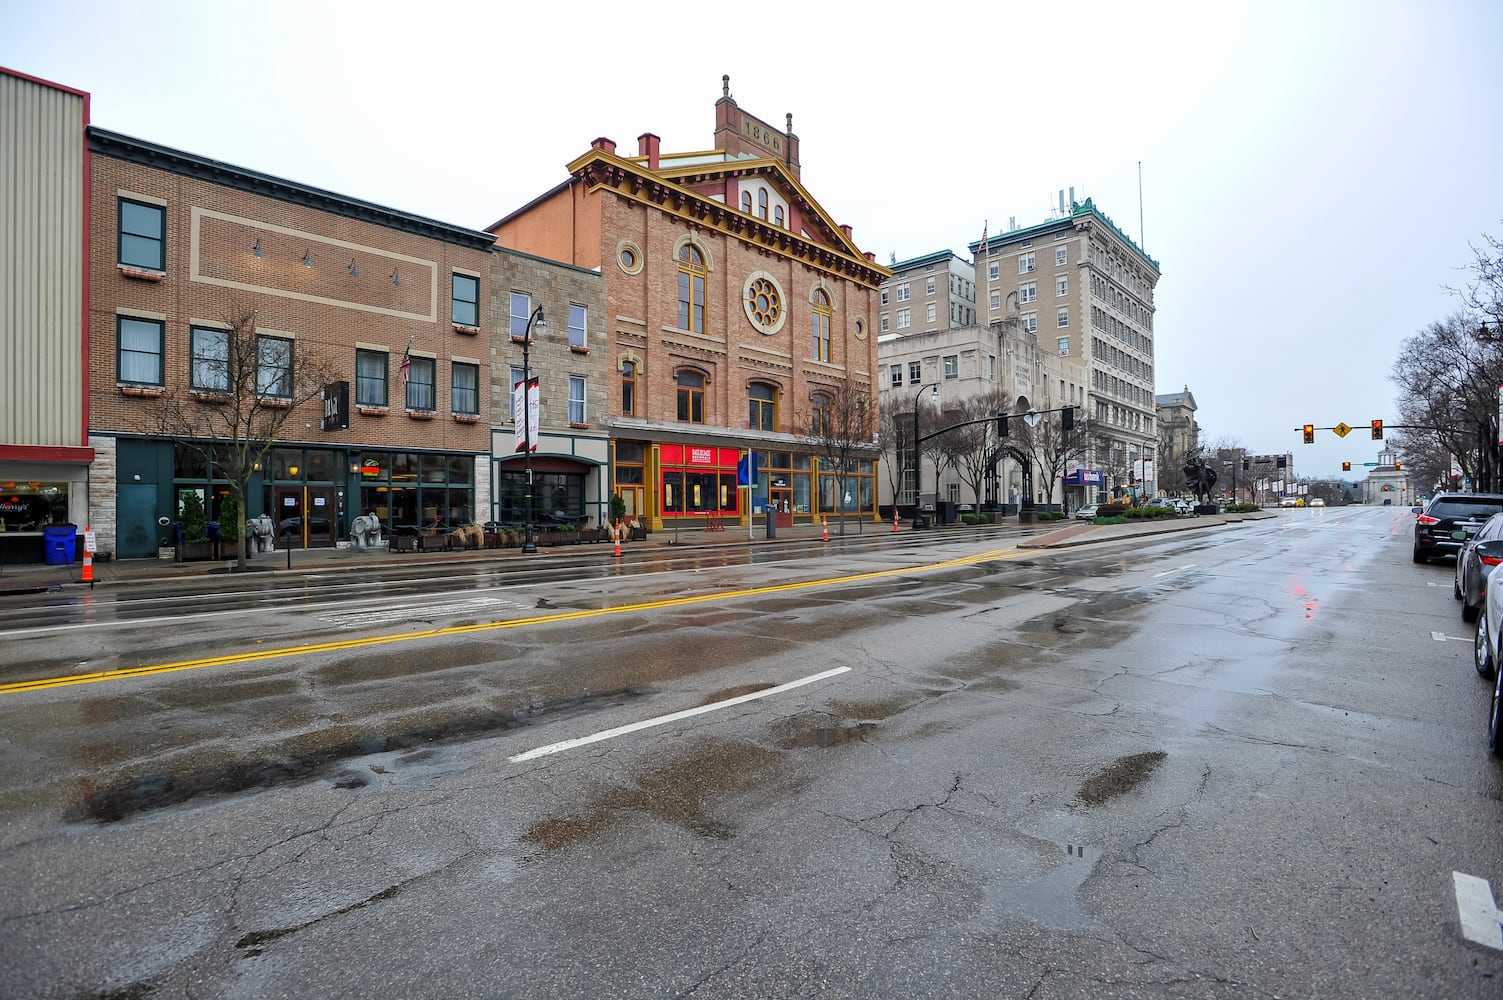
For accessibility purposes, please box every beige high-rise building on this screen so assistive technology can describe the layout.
[974,197,1161,499]
[876,251,1088,514]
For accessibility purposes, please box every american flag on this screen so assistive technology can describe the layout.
[979,219,987,254]
[397,344,411,390]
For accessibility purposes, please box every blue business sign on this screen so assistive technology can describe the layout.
[1064,469,1103,486]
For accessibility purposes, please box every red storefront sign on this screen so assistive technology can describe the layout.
[659,445,738,467]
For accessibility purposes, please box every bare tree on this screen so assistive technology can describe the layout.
[931,388,1009,516]
[802,380,876,535]
[1007,407,1093,511]
[879,388,945,513]
[139,307,337,569]
[1390,311,1503,490]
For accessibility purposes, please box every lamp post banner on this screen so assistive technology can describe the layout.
[513,379,540,453]
[527,378,540,449]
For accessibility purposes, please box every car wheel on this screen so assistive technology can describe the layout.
[1455,571,1464,599]
[1476,613,1497,679]
[1490,665,1503,757]
[1464,599,1480,623]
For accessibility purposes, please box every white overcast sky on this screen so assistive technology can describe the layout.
[5,0,1500,479]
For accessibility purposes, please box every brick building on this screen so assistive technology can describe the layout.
[488,77,889,530]
[86,127,498,557]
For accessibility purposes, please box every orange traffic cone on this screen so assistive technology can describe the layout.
[81,550,94,585]
[822,516,829,542]
[613,522,622,558]
[892,509,900,533]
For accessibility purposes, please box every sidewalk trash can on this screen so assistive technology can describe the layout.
[938,501,957,525]
[764,508,776,539]
[43,523,78,565]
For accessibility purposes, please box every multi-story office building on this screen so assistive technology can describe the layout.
[878,250,978,337]
[973,197,1161,498]
[488,78,888,531]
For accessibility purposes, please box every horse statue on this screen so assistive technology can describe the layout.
[1182,456,1218,504]
[245,514,276,553]
[350,513,384,550]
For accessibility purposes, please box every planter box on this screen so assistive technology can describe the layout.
[389,535,418,553]
[178,541,214,561]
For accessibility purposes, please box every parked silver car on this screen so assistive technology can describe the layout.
[1469,559,1503,755]
[1074,504,1100,521]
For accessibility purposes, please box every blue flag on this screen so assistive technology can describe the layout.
[737,453,756,487]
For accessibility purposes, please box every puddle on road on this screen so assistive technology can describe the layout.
[69,688,644,823]
[1078,750,1167,805]
[523,737,789,850]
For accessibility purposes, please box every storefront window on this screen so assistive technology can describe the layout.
[0,482,69,532]
[421,455,447,484]
[392,452,419,485]
[271,448,302,481]
[447,455,472,485]
[174,447,209,479]
[304,449,337,483]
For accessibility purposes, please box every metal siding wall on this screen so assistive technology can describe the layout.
[1,74,84,448]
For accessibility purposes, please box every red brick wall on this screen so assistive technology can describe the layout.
[89,156,493,453]
[600,195,879,432]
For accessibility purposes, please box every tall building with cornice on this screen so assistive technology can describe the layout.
[488,77,888,530]
[973,198,1161,498]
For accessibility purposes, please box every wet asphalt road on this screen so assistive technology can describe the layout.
[1,507,1500,999]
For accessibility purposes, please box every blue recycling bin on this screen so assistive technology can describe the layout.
[43,523,78,565]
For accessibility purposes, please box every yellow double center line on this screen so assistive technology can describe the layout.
[1,546,1028,695]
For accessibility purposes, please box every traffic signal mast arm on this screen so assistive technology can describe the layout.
[919,404,1076,445]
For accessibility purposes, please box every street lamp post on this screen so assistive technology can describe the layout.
[520,306,546,554]
[912,382,939,524]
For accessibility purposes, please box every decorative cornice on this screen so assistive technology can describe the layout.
[89,127,497,251]
[570,148,890,288]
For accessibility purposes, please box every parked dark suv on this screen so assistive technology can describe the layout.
[1413,493,1503,563]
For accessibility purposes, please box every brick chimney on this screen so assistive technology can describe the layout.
[638,132,661,170]
[591,137,616,154]
[839,224,853,242]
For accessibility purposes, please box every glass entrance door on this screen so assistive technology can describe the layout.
[274,486,338,548]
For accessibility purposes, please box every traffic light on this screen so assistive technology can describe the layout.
[1302,424,1315,444]
[1242,459,1250,472]
[996,413,1009,437]
[1371,419,1383,440]
[1342,461,1351,471]
[1061,405,1075,431]
[1394,461,1401,470]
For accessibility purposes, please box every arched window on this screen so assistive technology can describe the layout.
[677,244,706,333]
[740,191,752,213]
[774,206,784,227]
[621,360,636,417]
[811,392,831,438]
[749,383,778,431]
[811,289,832,362]
[677,370,705,423]
[757,189,769,220]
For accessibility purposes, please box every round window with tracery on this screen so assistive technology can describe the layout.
[742,272,787,334]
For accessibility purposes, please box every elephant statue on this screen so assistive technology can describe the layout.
[245,514,276,553]
[350,513,384,550]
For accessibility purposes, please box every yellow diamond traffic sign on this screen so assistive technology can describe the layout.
[1333,422,1352,438]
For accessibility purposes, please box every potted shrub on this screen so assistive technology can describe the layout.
[177,492,212,561]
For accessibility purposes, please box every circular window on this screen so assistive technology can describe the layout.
[617,242,643,275]
[741,271,787,335]
[854,319,867,341]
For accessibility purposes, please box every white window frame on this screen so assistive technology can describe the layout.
[942,355,959,380]
[1020,282,1037,304]
[1058,308,1069,328]
[1056,247,1068,265]
[568,375,586,424]
[925,277,936,295]
[568,303,588,349]
[896,283,910,302]
[908,360,921,383]
[926,303,937,323]
[1018,252,1036,274]
[989,290,1001,310]
[1057,337,1070,355]
[1022,312,1038,333]
[1056,275,1068,297]
[897,308,910,329]
[889,364,903,387]
[988,262,1000,280]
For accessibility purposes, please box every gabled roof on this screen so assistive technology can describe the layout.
[562,144,890,288]
[1155,388,1197,410]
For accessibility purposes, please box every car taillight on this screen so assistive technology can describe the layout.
[1416,514,1440,525]
[1483,555,1503,566]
